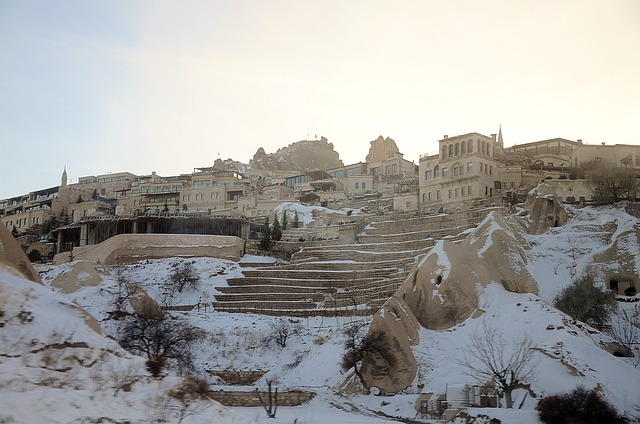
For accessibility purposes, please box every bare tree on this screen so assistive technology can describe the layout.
[265,318,301,348]
[341,322,395,390]
[257,379,278,418]
[169,262,200,293]
[456,322,536,408]
[606,306,640,368]
[118,308,200,375]
[587,164,638,204]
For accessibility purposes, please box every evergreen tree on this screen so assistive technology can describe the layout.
[271,215,282,241]
[281,211,288,231]
[259,217,272,250]
[91,189,98,200]
[293,210,300,228]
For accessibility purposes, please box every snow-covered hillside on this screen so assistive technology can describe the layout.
[1,204,639,423]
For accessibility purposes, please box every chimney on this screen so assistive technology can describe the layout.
[443,135,448,139]
[577,139,582,143]
[601,142,605,146]
[491,134,497,141]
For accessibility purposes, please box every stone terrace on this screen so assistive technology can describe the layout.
[212,207,505,317]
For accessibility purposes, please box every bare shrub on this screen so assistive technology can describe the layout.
[536,386,626,424]
[265,318,302,348]
[168,375,212,424]
[169,262,200,293]
[118,314,199,375]
[341,322,395,390]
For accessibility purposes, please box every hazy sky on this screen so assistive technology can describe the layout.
[1,0,639,199]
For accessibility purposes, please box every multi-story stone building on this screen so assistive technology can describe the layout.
[419,132,502,211]
[570,143,640,169]
[0,169,90,235]
[71,171,137,199]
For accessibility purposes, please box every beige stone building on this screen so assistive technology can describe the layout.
[570,143,640,169]
[72,171,137,199]
[505,138,581,167]
[419,132,501,211]
[0,169,91,235]
[117,171,190,215]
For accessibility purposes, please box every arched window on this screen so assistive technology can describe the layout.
[482,141,486,154]
[477,140,480,153]
[468,140,472,153]
[434,165,440,178]
[455,143,460,155]
[442,146,447,158]
[448,145,453,156]
[461,142,466,154]
[428,192,432,201]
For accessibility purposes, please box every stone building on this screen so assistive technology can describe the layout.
[419,132,502,211]
[571,143,640,169]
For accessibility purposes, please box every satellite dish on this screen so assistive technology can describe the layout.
[370,386,380,396]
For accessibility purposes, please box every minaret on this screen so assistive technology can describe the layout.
[61,167,68,187]
[497,125,504,148]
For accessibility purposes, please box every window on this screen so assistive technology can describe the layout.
[442,146,447,158]
[461,187,466,196]
[467,140,472,153]
[510,182,515,188]
[442,167,449,177]
[455,143,459,155]
[434,165,440,178]
[461,142,466,154]
[455,188,459,197]
[449,145,453,156]
[453,167,459,176]
[428,192,432,201]
[425,170,432,180]
[468,186,472,196]
[355,182,359,189]
[362,182,366,189]
[448,189,452,199]
[437,190,441,200]
[467,162,473,173]
[489,165,493,175]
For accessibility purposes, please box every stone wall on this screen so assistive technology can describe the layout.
[208,389,315,406]
[55,234,245,265]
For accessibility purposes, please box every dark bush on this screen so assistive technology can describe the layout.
[536,387,627,424]
[27,249,42,263]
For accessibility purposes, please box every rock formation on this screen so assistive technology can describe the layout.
[0,223,41,284]
[366,135,402,163]
[250,137,343,171]
[523,183,568,234]
[362,211,540,393]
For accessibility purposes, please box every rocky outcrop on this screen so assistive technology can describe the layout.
[523,183,568,234]
[366,135,402,163]
[361,211,539,393]
[250,137,343,171]
[0,223,41,284]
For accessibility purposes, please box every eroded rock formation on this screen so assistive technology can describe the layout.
[366,135,402,163]
[523,183,568,234]
[0,223,41,284]
[250,137,343,171]
[361,211,539,393]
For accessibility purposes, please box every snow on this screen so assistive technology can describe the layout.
[2,204,640,423]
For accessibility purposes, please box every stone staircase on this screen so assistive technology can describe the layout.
[213,208,504,317]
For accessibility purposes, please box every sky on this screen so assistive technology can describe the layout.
[1,0,640,199]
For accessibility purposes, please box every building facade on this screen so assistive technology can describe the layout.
[419,132,501,211]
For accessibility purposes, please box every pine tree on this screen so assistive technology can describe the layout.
[271,215,282,241]
[281,211,288,231]
[293,210,300,228]
[259,217,272,250]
